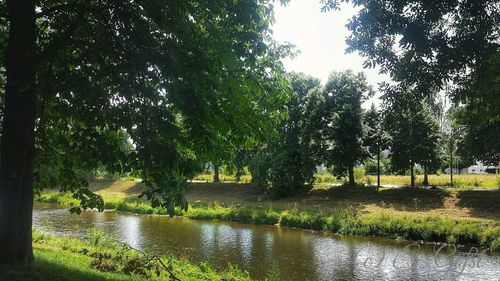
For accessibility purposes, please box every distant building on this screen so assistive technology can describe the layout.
[445,162,499,174]
[315,164,327,173]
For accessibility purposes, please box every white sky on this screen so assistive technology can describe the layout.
[272,0,391,107]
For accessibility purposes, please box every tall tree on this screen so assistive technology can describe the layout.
[322,0,499,162]
[383,88,441,188]
[454,51,500,165]
[249,72,321,197]
[0,0,37,264]
[321,70,372,186]
[363,103,389,190]
[0,0,289,264]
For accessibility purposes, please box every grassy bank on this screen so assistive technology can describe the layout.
[37,191,500,252]
[3,230,254,281]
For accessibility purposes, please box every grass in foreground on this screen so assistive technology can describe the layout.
[3,230,254,281]
[37,192,500,252]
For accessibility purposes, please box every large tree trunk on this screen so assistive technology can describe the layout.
[423,165,429,186]
[0,0,37,265]
[213,164,220,183]
[348,165,355,186]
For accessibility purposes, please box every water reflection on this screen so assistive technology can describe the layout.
[117,215,141,249]
[33,203,500,281]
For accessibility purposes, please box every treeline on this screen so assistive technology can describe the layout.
[202,70,495,197]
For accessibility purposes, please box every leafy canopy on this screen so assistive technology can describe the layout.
[320,70,373,183]
[249,72,321,197]
[321,0,499,164]
[0,0,291,214]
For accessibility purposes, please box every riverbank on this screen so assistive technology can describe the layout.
[2,231,255,281]
[37,180,500,252]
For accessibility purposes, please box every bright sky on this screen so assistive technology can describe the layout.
[272,0,391,107]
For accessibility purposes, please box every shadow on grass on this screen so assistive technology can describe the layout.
[456,189,500,220]
[186,182,263,203]
[0,264,68,281]
[307,185,451,212]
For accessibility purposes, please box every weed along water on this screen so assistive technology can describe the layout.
[34,203,500,281]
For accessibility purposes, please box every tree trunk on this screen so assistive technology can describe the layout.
[0,0,37,265]
[348,166,355,186]
[235,169,241,183]
[213,164,220,183]
[410,162,415,188]
[377,145,380,191]
[423,165,429,186]
[450,151,454,187]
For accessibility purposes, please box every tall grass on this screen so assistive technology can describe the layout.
[37,192,500,252]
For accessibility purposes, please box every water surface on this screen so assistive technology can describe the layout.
[33,203,500,281]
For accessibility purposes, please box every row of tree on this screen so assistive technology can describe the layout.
[230,70,443,196]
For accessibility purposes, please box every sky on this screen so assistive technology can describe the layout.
[272,0,390,107]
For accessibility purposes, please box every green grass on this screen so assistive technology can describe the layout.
[192,172,500,188]
[193,173,252,183]
[314,172,500,188]
[3,231,253,281]
[37,192,500,252]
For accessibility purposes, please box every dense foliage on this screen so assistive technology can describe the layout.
[249,72,321,197]
[319,70,373,186]
[383,88,441,187]
[0,0,290,213]
[322,0,499,164]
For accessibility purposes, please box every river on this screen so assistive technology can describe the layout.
[33,203,500,281]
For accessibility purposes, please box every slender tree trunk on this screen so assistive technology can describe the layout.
[377,144,380,191]
[0,0,37,265]
[450,151,454,187]
[213,164,220,183]
[235,169,241,183]
[348,166,355,186]
[423,165,429,186]
[410,162,415,188]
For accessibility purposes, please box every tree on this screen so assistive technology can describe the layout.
[0,0,37,264]
[383,88,441,188]
[249,72,321,197]
[323,0,499,95]
[232,149,250,183]
[0,0,289,264]
[321,70,372,186]
[453,51,500,165]
[322,0,499,162]
[363,103,389,190]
